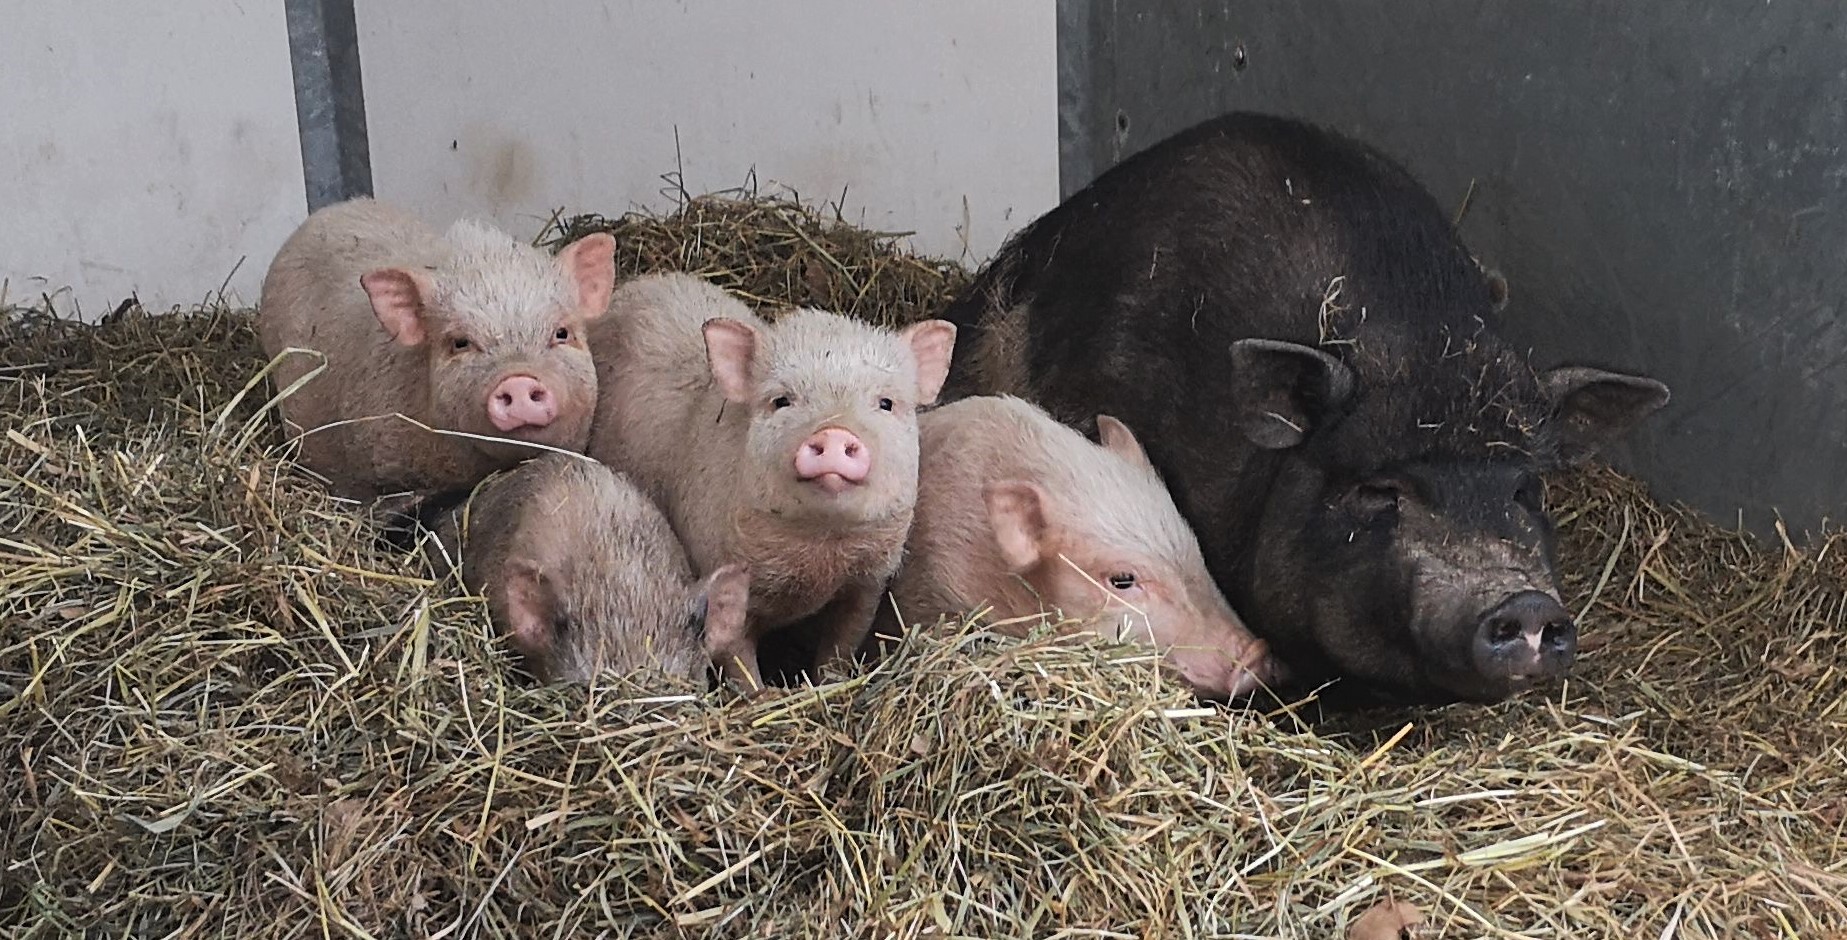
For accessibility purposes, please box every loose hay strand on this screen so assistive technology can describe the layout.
[2,189,1844,938]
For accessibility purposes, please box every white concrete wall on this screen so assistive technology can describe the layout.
[0,2,306,317]
[354,0,1059,265]
[0,3,1056,318]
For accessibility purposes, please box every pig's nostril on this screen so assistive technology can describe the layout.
[1473,590,1577,685]
[1541,620,1572,648]
[1489,618,1521,645]
[529,388,547,403]
[495,392,513,408]
[794,428,870,486]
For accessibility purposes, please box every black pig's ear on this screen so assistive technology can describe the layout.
[1540,366,1671,465]
[1484,267,1510,313]
[1228,339,1356,449]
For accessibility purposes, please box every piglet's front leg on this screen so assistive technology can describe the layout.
[807,583,883,678]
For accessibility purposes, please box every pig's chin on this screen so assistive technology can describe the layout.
[1415,633,1529,703]
[1432,669,1524,704]
[471,433,556,464]
[773,477,905,526]
[468,421,587,464]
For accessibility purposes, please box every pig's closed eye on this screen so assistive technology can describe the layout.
[1349,481,1404,520]
[450,337,472,352]
[1107,572,1139,591]
[771,395,793,410]
[878,397,895,412]
[1513,473,1545,513]
[553,326,571,343]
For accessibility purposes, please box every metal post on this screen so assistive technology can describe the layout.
[1055,0,1098,199]
[284,0,372,211]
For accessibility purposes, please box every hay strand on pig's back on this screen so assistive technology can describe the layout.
[3,191,1844,938]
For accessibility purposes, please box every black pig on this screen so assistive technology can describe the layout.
[938,111,1670,707]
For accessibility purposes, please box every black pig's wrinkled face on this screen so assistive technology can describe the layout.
[1266,457,1572,704]
[1228,337,1669,706]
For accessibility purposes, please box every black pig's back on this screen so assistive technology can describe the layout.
[937,111,1521,578]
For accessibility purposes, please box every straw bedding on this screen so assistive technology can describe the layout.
[2,189,1844,939]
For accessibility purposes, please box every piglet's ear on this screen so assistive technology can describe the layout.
[692,562,752,662]
[702,318,760,405]
[360,267,437,347]
[500,558,560,665]
[901,319,957,406]
[1540,366,1671,465]
[984,480,1050,573]
[555,232,617,319]
[1227,338,1355,449]
[1094,414,1153,470]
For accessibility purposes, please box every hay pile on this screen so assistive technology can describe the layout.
[3,190,1844,939]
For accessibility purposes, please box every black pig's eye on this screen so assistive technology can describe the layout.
[451,337,472,352]
[771,395,793,410]
[553,326,571,342]
[878,397,895,412]
[1514,474,1544,512]
[1108,572,1138,591]
[1351,481,1405,519]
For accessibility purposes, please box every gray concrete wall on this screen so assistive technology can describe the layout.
[1060,0,1847,539]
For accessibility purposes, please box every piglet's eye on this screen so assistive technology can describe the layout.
[553,326,571,342]
[1107,572,1138,591]
[878,397,895,412]
[451,337,472,352]
[771,395,793,410]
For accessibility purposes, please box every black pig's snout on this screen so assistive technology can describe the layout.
[1473,590,1576,683]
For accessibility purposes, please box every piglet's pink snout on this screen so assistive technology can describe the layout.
[793,427,870,494]
[486,375,557,432]
[1221,639,1283,700]
[1177,637,1278,701]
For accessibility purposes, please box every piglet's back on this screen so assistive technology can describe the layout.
[900,396,1070,617]
[585,272,759,482]
[898,394,1205,622]
[258,198,445,355]
[257,199,447,445]
[422,453,712,683]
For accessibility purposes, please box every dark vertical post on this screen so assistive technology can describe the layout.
[284,0,372,211]
[1055,0,1098,199]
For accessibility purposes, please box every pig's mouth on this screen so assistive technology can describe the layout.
[1166,639,1280,702]
[471,426,572,461]
[1423,650,1553,703]
[1225,643,1288,700]
[803,473,860,496]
